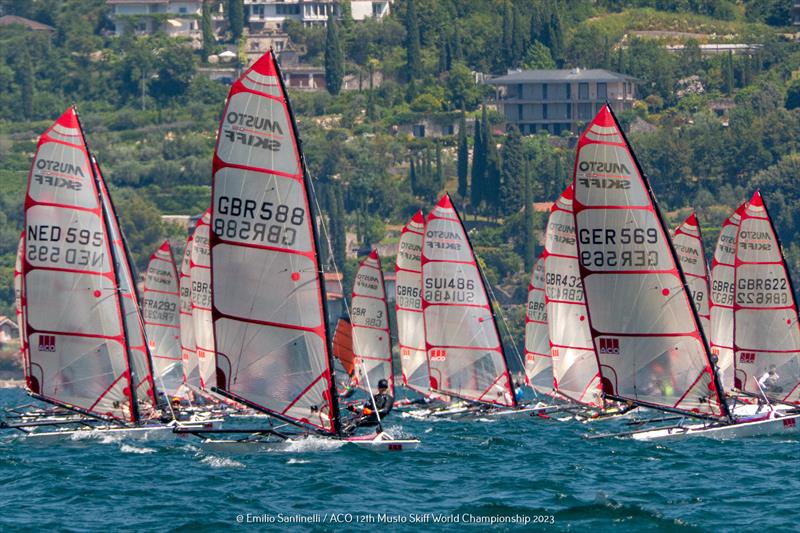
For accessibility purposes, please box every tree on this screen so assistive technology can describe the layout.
[405,0,422,80]
[457,113,469,199]
[324,12,344,95]
[502,2,513,67]
[523,160,535,271]
[470,115,485,210]
[483,107,501,215]
[500,125,523,216]
[723,50,734,95]
[522,41,555,70]
[541,11,564,67]
[149,46,196,104]
[17,45,33,119]
[201,0,215,62]
[786,80,800,110]
[228,0,243,42]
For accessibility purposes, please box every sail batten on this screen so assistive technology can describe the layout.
[543,185,602,406]
[572,105,726,417]
[210,51,339,434]
[421,194,515,407]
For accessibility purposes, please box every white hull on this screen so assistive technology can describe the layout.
[404,402,558,421]
[201,432,420,453]
[631,413,800,441]
[23,419,223,443]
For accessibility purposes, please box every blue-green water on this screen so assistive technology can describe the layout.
[0,387,797,532]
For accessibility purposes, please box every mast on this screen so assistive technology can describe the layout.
[75,109,142,423]
[572,104,730,421]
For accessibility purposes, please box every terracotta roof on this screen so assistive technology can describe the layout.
[0,15,55,31]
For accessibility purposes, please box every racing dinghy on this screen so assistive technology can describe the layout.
[574,105,799,441]
[176,51,418,451]
[2,107,219,440]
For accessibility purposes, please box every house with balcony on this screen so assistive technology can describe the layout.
[244,0,390,30]
[107,0,207,47]
[487,68,638,135]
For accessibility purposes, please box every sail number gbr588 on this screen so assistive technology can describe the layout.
[215,196,305,247]
[579,227,659,268]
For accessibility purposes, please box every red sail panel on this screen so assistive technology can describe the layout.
[350,250,394,396]
[190,210,216,389]
[673,213,711,335]
[733,191,800,403]
[143,239,183,395]
[524,254,553,395]
[572,105,724,416]
[94,162,157,416]
[179,232,200,387]
[23,108,137,422]
[332,318,355,376]
[421,194,515,407]
[395,211,431,394]
[14,233,29,380]
[210,51,337,433]
[710,202,746,391]
[543,185,602,406]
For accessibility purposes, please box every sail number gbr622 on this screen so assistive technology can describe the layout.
[215,196,305,247]
[579,227,659,268]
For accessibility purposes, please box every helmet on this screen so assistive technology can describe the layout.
[377,379,389,389]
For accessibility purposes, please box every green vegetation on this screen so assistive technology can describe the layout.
[1,0,800,341]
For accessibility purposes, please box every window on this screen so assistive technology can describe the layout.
[597,82,607,100]
[579,83,589,100]
[566,104,572,119]
[179,7,187,14]
[277,5,300,15]
[542,83,548,100]
[578,103,592,120]
[566,83,571,100]
[542,104,548,120]
[518,105,523,121]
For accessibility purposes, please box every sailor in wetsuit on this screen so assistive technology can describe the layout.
[343,378,394,434]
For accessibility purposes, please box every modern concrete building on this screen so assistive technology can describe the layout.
[487,68,638,135]
[107,0,207,46]
[244,0,390,30]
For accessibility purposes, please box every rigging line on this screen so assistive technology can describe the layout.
[482,259,526,383]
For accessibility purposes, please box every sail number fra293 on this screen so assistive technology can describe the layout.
[579,227,659,268]
[215,196,305,247]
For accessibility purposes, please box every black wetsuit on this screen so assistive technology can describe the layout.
[344,392,394,434]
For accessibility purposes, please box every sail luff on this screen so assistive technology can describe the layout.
[14,233,29,382]
[394,211,431,395]
[421,193,516,407]
[732,191,800,403]
[209,51,339,434]
[572,105,728,419]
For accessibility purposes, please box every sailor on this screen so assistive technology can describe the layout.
[344,378,394,433]
[514,381,525,403]
[757,365,782,393]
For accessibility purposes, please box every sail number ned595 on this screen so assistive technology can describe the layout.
[215,196,305,247]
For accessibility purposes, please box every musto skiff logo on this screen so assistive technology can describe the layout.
[38,334,57,352]
[598,337,620,355]
[33,158,85,190]
[223,111,284,152]
[576,160,631,189]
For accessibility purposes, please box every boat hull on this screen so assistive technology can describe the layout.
[200,433,420,452]
[22,419,223,443]
[631,414,800,441]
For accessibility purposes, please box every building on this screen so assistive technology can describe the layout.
[107,0,205,47]
[0,15,55,32]
[244,0,390,30]
[0,316,19,348]
[487,68,638,135]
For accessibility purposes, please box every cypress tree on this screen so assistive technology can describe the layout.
[457,113,469,199]
[542,12,564,67]
[201,0,214,62]
[470,118,485,210]
[19,46,33,119]
[482,107,501,216]
[451,26,463,63]
[405,0,422,80]
[499,125,524,216]
[325,12,344,95]
[511,3,525,66]
[723,50,734,95]
[409,155,417,195]
[227,0,243,42]
[523,159,535,271]
[435,144,444,190]
[502,1,513,67]
[437,30,448,74]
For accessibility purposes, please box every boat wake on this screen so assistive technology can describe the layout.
[119,444,156,454]
[200,455,245,469]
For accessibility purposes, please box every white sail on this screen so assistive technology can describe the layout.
[190,209,216,390]
[710,202,745,391]
[422,194,516,407]
[143,239,183,395]
[179,233,200,387]
[572,105,725,417]
[395,210,430,394]
[14,233,28,382]
[524,254,553,395]
[673,213,711,335]
[210,51,339,432]
[543,185,602,406]
[733,191,800,403]
[350,250,393,395]
[23,108,146,422]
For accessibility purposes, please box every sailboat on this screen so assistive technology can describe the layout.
[524,254,553,395]
[542,185,605,411]
[14,233,28,380]
[143,240,184,396]
[672,213,711,335]
[179,232,201,390]
[177,51,417,450]
[575,105,798,441]
[731,192,800,406]
[418,193,540,419]
[190,209,218,391]
[3,107,217,440]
